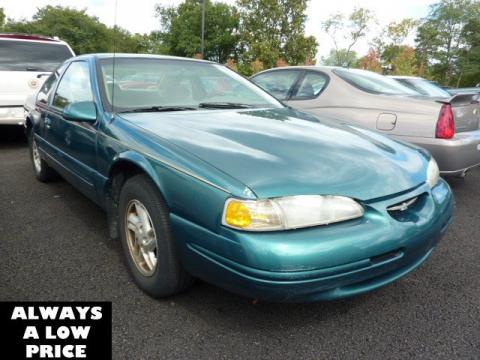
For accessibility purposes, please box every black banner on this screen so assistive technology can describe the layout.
[0,302,112,359]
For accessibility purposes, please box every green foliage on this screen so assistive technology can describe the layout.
[0,8,5,30]
[236,0,317,71]
[4,6,111,54]
[416,0,480,85]
[156,0,239,62]
[321,48,358,67]
[2,6,158,55]
[459,17,480,86]
[323,7,376,68]
[391,46,418,75]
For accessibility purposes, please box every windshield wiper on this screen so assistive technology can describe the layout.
[198,102,255,109]
[118,106,197,113]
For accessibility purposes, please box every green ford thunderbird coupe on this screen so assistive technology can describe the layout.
[25,54,454,302]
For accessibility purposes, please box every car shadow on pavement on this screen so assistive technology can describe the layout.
[0,125,27,148]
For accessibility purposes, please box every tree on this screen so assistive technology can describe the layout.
[2,6,156,55]
[0,8,5,30]
[323,7,376,67]
[373,18,418,53]
[321,48,358,67]
[459,17,480,86]
[236,0,317,73]
[371,18,418,74]
[416,0,480,85]
[357,48,382,73]
[4,6,112,54]
[156,0,239,63]
[391,46,418,75]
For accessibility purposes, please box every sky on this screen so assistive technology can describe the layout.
[2,0,436,58]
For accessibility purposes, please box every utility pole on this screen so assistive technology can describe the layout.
[201,0,205,58]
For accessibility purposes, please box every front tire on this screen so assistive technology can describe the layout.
[118,174,193,298]
[29,134,57,182]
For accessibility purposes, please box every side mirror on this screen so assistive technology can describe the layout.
[63,101,97,122]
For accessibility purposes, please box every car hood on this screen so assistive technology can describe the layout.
[119,108,427,201]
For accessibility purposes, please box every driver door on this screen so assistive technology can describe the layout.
[45,61,99,200]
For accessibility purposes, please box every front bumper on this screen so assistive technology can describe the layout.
[0,106,25,125]
[172,180,454,302]
[398,130,480,175]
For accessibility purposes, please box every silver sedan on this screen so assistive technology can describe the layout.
[251,66,480,176]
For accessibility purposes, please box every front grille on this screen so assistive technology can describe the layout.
[387,193,427,222]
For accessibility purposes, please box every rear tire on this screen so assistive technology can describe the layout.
[118,174,193,298]
[28,134,57,182]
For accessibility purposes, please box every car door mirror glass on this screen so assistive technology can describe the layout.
[63,101,97,122]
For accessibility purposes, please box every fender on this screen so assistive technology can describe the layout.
[103,150,168,240]
[108,150,166,196]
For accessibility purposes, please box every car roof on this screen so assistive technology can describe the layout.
[0,33,69,45]
[253,65,364,77]
[72,53,216,64]
[389,75,422,80]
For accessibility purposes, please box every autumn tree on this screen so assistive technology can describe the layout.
[357,48,382,73]
[237,0,317,73]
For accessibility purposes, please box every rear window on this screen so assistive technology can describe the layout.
[333,68,418,96]
[397,78,452,98]
[0,39,73,72]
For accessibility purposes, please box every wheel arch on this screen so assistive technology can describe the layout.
[104,151,170,239]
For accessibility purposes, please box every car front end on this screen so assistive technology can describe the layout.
[171,165,453,302]
[117,104,454,302]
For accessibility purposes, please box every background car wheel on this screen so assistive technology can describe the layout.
[28,135,57,182]
[118,174,193,298]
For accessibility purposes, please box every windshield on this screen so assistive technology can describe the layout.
[0,40,73,72]
[99,58,283,111]
[396,78,452,98]
[333,68,418,96]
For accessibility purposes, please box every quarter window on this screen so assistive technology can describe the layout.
[292,72,328,99]
[36,64,67,104]
[252,70,300,100]
[53,62,93,109]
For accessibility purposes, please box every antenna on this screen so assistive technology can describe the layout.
[111,0,118,117]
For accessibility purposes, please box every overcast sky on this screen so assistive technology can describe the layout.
[2,0,436,58]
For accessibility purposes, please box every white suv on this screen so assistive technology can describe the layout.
[0,34,75,125]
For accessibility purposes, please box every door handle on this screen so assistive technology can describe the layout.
[44,118,52,129]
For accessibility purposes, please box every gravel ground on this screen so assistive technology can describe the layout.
[0,126,478,359]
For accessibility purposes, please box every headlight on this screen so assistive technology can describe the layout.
[222,195,364,231]
[426,158,440,188]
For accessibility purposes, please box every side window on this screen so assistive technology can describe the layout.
[292,72,328,99]
[36,64,68,104]
[252,71,300,100]
[53,62,93,110]
[37,74,58,104]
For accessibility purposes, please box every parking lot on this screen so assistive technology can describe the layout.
[0,125,478,359]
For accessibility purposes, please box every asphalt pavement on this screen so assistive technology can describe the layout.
[0,126,478,359]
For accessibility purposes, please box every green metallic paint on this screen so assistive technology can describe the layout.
[62,101,97,122]
[29,54,454,302]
